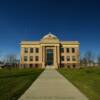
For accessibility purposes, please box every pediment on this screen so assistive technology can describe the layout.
[41,32,59,43]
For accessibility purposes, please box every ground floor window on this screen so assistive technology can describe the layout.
[61,64,64,68]
[35,64,38,68]
[30,64,33,68]
[67,65,70,68]
[73,64,76,68]
[23,64,27,68]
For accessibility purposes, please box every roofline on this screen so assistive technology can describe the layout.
[20,41,80,45]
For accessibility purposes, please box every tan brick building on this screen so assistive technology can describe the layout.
[20,32,80,68]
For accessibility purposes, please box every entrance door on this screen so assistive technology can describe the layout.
[46,49,53,65]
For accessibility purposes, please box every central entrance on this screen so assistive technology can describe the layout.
[46,49,54,65]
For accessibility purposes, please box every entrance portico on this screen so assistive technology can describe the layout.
[41,44,60,69]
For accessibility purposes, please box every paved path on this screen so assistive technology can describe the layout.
[19,68,88,100]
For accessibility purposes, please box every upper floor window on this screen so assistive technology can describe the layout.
[72,56,76,61]
[24,48,28,53]
[66,48,69,53]
[61,56,64,61]
[30,48,33,53]
[30,56,33,61]
[61,48,64,53]
[35,56,39,61]
[72,48,75,53]
[24,56,27,62]
[66,56,70,61]
[36,48,39,53]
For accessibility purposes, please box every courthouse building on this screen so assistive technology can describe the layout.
[20,33,80,68]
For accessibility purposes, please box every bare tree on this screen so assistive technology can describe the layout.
[83,51,95,67]
[80,54,86,66]
[97,55,100,66]
[80,57,87,66]
[4,54,19,67]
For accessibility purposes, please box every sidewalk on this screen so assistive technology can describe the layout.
[19,68,88,100]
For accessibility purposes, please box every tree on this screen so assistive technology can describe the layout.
[80,54,86,66]
[80,57,87,66]
[83,51,95,67]
[4,54,19,67]
[97,55,100,66]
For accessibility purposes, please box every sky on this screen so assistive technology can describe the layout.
[0,0,100,59]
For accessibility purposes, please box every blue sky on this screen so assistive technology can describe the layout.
[0,0,100,59]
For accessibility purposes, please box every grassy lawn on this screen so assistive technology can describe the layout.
[0,68,44,100]
[58,67,100,100]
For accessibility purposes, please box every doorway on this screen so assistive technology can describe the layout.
[46,49,54,65]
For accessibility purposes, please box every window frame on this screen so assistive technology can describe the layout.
[61,56,64,61]
[35,48,39,53]
[66,48,69,53]
[30,48,33,53]
[72,48,75,53]
[30,56,33,61]
[35,56,39,61]
[61,47,64,53]
[66,56,70,61]
[72,56,76,61]
[24,56,28,62]
[24,48,28,53]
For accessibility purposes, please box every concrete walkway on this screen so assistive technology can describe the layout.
[19,68,88,100]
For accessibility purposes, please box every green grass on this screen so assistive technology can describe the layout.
[0,68,44,100]
[58,67,100,100]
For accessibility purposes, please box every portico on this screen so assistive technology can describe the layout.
[41,45,60,69]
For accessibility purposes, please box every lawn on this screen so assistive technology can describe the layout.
[0,68,44,100]
[58,67,100,100]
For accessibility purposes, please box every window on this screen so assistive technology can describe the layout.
[36,48,39,53]
[73,64,76,68]
[24,64,27,68]
[30,64,33,68]
[66,48,69,53]
[24,56,27,62]
[61,56,64,61]
[24,48,28,53]
[35,56,39,61]
[67,65,70,68]
[61,64,64,68]
[30,48,33,53]
[30,56,33,61]
[72,56,76,61]
[66,56,70,61]
[72,48,75,53]
[61,48,64,53]
[35,64,38,68]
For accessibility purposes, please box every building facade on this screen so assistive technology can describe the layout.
[20,33,80,68]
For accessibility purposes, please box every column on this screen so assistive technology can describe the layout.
[28,48,30,68]
[42,46,45,68]
[54,46,57,68]
[44,46,45,67]
[57,46,60,68]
